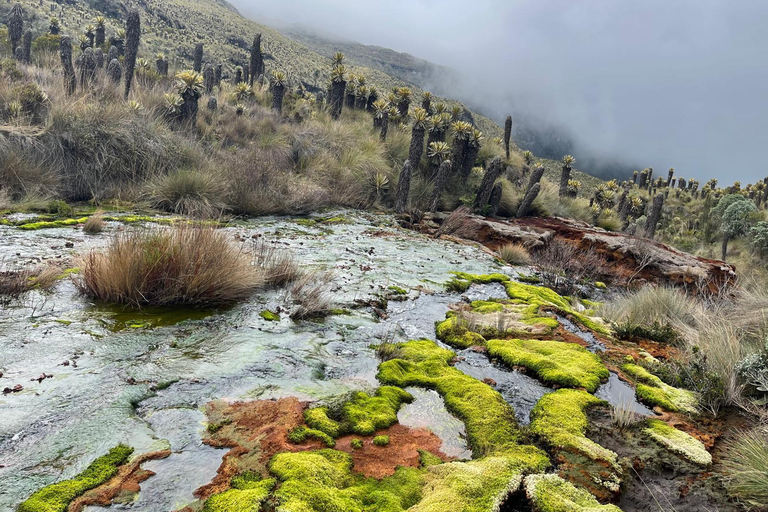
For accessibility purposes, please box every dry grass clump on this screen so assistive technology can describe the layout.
[610,401,641,431]
[83,211,105,234]
[252,238,302,287]
[497,243,531,266]
[148,169,228,218]
[75,225,264,308]
[0,263,60,304]
[720,428,768,507]
[599,286,700,329]
[435,206,478,239]
[289,270,335,320]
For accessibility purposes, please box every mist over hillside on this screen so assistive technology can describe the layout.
[230,0,768,184]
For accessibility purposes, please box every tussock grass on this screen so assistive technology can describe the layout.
[148,169,228,218]
[252,239,301,287]
[497,243,531,266]
[83,211,105,234]
[0,263,60,304]
[721,428,768,507]
[289,270,335,320]
[75,225,264,308]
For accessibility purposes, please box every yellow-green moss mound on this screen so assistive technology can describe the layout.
[621,363,698,414]
[524,474,623,512]
[443,272,610,336]
[18,445,133,512]
[203,472,276,512]
[643,420,712,466]
[529,390,618,467]
[487,339,609,392]
[435,301,558,349]
[303,386,413,438]
[269,449,423,512]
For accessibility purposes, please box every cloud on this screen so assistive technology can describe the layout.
[230,0,768,183]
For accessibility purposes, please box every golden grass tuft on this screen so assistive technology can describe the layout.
[83,211,105,234]
[497,243,531,266]
[75,225,264,308]
[721,428,768,507]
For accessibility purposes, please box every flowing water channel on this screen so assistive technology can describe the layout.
[0,210,650,510]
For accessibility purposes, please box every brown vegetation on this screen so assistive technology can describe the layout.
[75,225,265,307]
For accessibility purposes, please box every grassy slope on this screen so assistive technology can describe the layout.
[7,0,604,191]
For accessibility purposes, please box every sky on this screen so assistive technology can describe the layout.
[229,0,768,184]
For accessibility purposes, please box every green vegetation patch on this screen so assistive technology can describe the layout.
[373,435,390,446]
[388,285,408,295]
[524,474,623,512]
[259,310,280,321]
[350,438,363,450]
[504,280,611,335]
[17,217,89,230]
[18,445,134,512]
[303,386,413,438]
[378,339,543,461]
[203,472,276,512]
[269,449,422,512]
[287,426,336,447]
[444,272,510,293]
[487,338,609,392]
[643,420,712,466]
[622,363,698,414]
[435,301,558,350]
[529,389,618,466]
[410,455,542,512]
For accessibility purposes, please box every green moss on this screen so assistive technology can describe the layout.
[504,280,611,335]
[259,310,280,321]
[304,407,341,437]
[288,426,336,448]
[594,281,608,290]
[18,445,134,512]
[445,271,510,293]
[373,435,390,446]
[269,449,422,512]
[388,285,408,295]
[295,218,317,227]
[529,389,618,466]
[377,339,534,457]
[470,300,505,314]
[516,275,542,284]
[643,420,712,466]
[203,473,275,512]
[435,315,487,349]
[343,386,413,436]
[524,474,623,512]
[621,363,698,413]
[17,217,89,230]
[418,450,443,467]
[487,339,608,392]
[305,387,412,438]
[350,438,363,450]
[411,454,545,512]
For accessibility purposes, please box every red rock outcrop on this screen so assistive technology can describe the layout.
[413,214,736,293]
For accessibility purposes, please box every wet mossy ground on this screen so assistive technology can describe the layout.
[621,363,698,413]
[18,445,134,512]
[487,339,609,392]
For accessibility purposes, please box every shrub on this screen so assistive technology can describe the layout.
[148,169,228,218]
[721,429,768,507]
[497,243,531,266]
[75,226,265,307]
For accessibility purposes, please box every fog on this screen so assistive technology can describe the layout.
[230,0,768,184]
